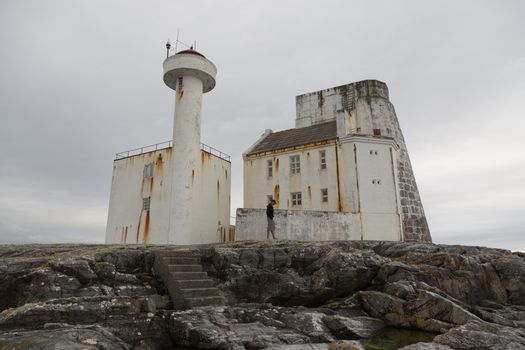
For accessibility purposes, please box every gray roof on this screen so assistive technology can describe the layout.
[247,120,337,155]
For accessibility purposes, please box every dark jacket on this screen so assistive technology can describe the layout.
[266,203,274,219]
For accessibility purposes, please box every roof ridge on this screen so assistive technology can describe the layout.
[246,120,337,156]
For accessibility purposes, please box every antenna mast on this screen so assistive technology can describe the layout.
[166,30,197,56]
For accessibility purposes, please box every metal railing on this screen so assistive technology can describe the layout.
[200,143,231,162]
[115,140,230,162]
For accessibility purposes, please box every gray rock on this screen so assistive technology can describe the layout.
[267,342,365,350]
[50,259,97,284]
[0,324,131,349]
[435,320,525,350]
[322,315,385,339]
[493,253,525,305]
[398,343,453,350]
[1,241,525,350]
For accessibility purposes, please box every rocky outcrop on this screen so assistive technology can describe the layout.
[0,241,524,349]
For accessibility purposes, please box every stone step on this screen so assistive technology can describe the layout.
[181,288,221,298]
[163,257,200,265]
[173,279,214,289]
[168,264,202,272]
[156,250,196,258]
[186,296,225,307]
[170,271,208,281]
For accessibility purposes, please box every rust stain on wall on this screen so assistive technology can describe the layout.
[225,169,228,180]
[124,226,128,244]
[273,184,280,204]
[136,214,141,244]
[217,179,220,197]
[275,158,279,172]
[155,153,164,178]
[336,144,344,212]
[143,210,150,244]
[191,169,195,184]
[149,177,154,192]
[308,186,312,201]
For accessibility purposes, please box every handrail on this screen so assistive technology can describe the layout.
[115,140,230,162]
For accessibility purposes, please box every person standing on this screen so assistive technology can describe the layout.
[266,199,277,240]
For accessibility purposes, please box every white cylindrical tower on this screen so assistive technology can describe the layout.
[163,49,217,243]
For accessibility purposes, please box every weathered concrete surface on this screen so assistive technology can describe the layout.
[0,241,524,349]
[295,80,431,242]
[236,208,362,241]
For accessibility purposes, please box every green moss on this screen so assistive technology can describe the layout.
[364,327,437,350]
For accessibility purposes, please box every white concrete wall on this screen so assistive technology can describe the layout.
[187,150,231,245]
[170,75,204,244]
[242,136,402,241]
[244,142,339,211]
[106,149,172,244]
[105,147,230,244]
[236,208,361,241]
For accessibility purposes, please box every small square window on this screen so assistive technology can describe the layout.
[290,155,301,174]
[267,159,273,177]
[373,128,381,136]
[291,192,302,206]
[142,197,151,210]
[178,77,183,90]
[319,150,327,170]
[321,188,328,203]
[143,163,154,178]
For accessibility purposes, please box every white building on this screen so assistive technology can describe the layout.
[237,80,431,242]
[105,49,231,245]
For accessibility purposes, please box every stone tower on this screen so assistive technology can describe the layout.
[295,80,431,242]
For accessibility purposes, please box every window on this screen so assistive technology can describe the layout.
[267,159,273,177]
[178,77,183,90]
[319,150,326,170]
[143,163,154,178]
[321,188,328,203]
[373,128,381,136]
[291,192,302,206]
[142,197,151,210]
[290,155,300,174]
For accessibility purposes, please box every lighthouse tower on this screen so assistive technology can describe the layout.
[104,45,231,245]
[163,49,217,243]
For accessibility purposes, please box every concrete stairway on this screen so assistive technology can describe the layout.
[153,250,225,309]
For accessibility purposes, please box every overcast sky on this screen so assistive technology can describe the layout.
[0,1,524,251]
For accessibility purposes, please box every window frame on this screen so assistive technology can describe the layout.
[321,188,328,203]
[143,163,154,178]
[319,150,327,170]
[290,155,301,174]
[267,159,273,178]
[142,197,151,211]
[291,192,302,206]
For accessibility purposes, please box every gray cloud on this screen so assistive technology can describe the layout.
[1,0,524,251]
